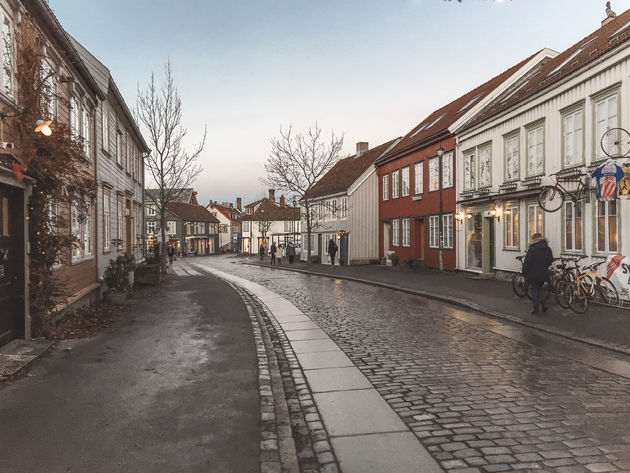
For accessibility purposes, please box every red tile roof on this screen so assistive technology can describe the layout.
[166,202,220,223]
[462,9,630,131]
[240,198,299,222]
[376,51,543,165]
[305,138,401,199]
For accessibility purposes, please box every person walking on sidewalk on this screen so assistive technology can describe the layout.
[167,244,175,265]
[259,243,265,261]
[522,232,553,314]
[270,242,277,265]
[287,243,296,264]
[328,238,338,267]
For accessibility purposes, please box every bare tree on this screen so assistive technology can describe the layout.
[262,123,343,265]
[136,61,206,272]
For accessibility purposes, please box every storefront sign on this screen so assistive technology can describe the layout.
[619,164,630,199]
[607,255,630,301]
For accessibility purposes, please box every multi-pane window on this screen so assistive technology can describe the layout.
[82,108,91,159]
[414,162,423,194]
[505,135,519,181]
[429,215,439,248]
[402,218,410,247]
[464,152,475,190]
[478,145,492,188]
[1,10,13,97]
[71,201,92,262]
[564,201,582,252]
[429,157,439,191]
[527,203,543,239]
[443,214,454,249]
[504,204,519,248]
[382,174,389,201]
[116,131,122,166]
[147,220,157,234]
[392,170,400,199]
[103,191,111,252]
[242,221,251,232]
[392,218,399,246]
[147,205,157,217]
[41,58,56,118]
[166,221,176,235]
[338,197,347,219]
[596,94,619,160]
[563,108,583,167]
[442,151,453,188]
[117,196,123,249]
[401,167,410,197]
[527,125,544,176]
[70,97,80,137]
[102,103,109,152]
[596,200,618,253]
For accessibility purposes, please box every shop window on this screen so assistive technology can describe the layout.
[596,200,617,253]
[504,204,519,249]
[564,201,582,252]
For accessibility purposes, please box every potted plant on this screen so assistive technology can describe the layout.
[103,255,133,304]
[120,253,137,287]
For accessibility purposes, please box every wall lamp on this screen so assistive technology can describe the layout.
[35,119,53,136]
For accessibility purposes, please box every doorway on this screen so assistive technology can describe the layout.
[339,234,348,265]
[413,219,424,260]
[0,183,24,343]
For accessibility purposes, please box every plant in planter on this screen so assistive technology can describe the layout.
[120,253,137,287]
[103,255,134,304]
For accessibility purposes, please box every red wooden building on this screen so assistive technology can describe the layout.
[375,53,541,270]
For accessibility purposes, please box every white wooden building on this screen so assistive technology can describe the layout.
[301,140,400,265]
[454,10,630,288]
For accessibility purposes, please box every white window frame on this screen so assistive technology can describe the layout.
[478,145,492,188]
[527,203,543,239]
[563,107,583,167]
[392,170,400,199]
[596,200,618,254]
[166,221,177,235]
[82,107,91,160]
[102,102,109,152]
[402,217,410,247]
[382,174,389,201]
[504,134,519,181]
[117,195,123,249]
[71,200,93,263]
[526,125,544,177]
[70,97,80,138]
[595,93,619,161]
[429,157,439,192]
[564,201,583,252]
[504,204,519,249]
[464,152,475,190]
[147,220,157,234]
[1,9,14,98]
[443,214,453,249]
[442,151,453,189]
[41,56,56,118]
[429,215,439,249]
[103,190,111,252]
[414,162,423,195]
[392,218,399,246]
[401,166,410,197]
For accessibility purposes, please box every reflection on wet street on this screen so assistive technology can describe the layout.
[195,257,630,472]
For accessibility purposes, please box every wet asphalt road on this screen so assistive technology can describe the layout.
[192,256,630,473]
[0,272,259,473]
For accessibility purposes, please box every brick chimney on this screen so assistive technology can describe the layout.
[356,142,369,157]
[603,1,616,26]
[268,189,275,202]
[236,197,242,211]
[280,195,285,206]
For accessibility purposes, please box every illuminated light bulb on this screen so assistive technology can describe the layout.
[34,120,53,136]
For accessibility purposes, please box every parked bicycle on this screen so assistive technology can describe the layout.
[564,257,619,313]
[538,171,590,213]
[512,255,528,298]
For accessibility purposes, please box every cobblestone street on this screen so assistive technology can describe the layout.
[190,256,630,473]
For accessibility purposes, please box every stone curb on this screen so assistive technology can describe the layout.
[242,262,630,358]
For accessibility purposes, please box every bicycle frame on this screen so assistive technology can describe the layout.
[551,174,589,203]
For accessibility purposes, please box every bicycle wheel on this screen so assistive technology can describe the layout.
[600,127,630,158]
[512,273,527,298]
[555,279,571,309]
[597,277,620,306]
[568,282,589,313]
[538,186,564,213]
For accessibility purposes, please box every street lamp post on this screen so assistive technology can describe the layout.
[437,146,445,271]
[292,197,298,247]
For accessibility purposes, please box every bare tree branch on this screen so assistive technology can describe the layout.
[261,123,343,265]
[136,61,206,272]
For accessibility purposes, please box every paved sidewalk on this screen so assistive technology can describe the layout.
[238,256,630,356]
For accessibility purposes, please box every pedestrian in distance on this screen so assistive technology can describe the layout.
[259,243,265,261]
[328,238,338,267]
[270,242,277,265]
[277,245,283,264]
[522,232,554,314]
[167,244,175,265]
[287,243,296,264]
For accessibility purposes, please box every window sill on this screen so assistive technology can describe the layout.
[71,255,95,265]
[503,247,521,252]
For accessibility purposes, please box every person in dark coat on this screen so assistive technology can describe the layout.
[522,232,554,314]
[286,243,296,264]
[259,243,265,260]
[270,242,277,265]
[328,238,338,267]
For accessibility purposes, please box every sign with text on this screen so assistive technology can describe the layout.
[607,255,630,302]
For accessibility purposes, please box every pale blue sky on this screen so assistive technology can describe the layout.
[50,0,629,206]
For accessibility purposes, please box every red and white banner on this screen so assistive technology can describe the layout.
[607,255,630,301]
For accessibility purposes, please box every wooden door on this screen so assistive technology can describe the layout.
[414,219,425,260]
[0,184,24,342]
